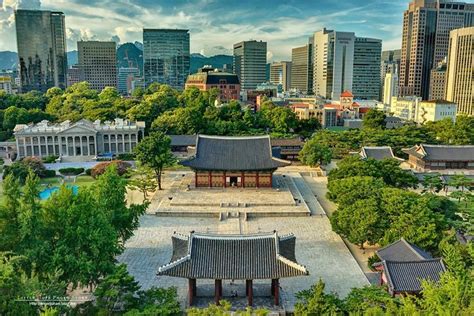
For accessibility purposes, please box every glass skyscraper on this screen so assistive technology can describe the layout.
[15,10,67,93]
[143,29,190,89]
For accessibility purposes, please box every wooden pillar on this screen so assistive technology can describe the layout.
[188,278,195,306]
[223,171,226,188]
[241,171,245,187]
[208,171,212,187]
[271,279,275,296]
[215,279,222,305]
[273,278,279,306]
[256,172,259,188]
[246,279,253,306]
[195,172,198,187]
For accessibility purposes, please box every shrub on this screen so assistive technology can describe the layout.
[22,156,47,177]
[3,162,30,184]
[42,155,59,163]
[117,153,135,161]
[85,168,92,176]
[43,169,57,178]
[58,167,84,176]
[91,160,131,179]
[4,157,48,183]
[367,254,381,271]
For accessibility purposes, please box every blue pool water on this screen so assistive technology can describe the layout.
[39,185,79,200]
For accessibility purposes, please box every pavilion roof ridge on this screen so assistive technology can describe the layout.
[198,134,270,140]
[277,254,309,275]
[157,254,191,274]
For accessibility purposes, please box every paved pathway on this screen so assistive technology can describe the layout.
[118,213,369,312]
[302,175,380,285]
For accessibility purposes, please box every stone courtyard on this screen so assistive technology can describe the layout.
[118,169,369,312]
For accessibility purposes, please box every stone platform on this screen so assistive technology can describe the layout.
[154,174,313,217]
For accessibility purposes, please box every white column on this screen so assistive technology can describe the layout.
[122,134,125,153]
[80,136,83,156]
[72,137,76,156]
[45,136,49,156]
[23,138,27,157]
[87,137,90,156]
[30,137,34,157]
[129,133,132,153]
[115,134,118,154]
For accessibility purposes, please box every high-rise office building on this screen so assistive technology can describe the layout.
[399,0,474,100]
[291,43,313,94]
[429,59,447,100]
[67,65,81,87]
[352,37,382,100]
[15,10,67,93]
[380,49,401,100]
[143,29,190,89]
[269,61,292,92]
[313,28,355,100]
[446,26,474,116]
[233,40,267,90]
[118,67,140,95]
[78,41,117,91]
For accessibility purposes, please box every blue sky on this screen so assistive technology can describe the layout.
[1,0,408,60]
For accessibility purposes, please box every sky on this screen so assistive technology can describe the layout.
[0,0,409,61]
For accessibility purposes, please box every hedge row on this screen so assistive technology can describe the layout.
[58,167,84,176]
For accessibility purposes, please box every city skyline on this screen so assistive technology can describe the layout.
[1,0,408,60]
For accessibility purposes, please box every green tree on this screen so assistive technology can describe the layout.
[95,264,181,316]
[327,176,385,206]
[294,279,343,316]
[422,173,443,193]
[94,264,141,313]
[92,165,146,242]
[134,132,175,190]
[331,198,384,248]
[299,138,332,167]
[128,165,158,201]
[363,109,386,129]
[380,188,447,251]
[0,175,21,251]
[328,155,417,189]
[343,285,398,314]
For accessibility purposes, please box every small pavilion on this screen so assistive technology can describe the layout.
[181,135,290,188]
[157,231,309,306]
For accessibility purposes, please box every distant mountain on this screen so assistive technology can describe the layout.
[0,51,18,70]
[67,51,78,66]
[117,42,143,73]
[0,48,233,76]
[190,54,233,73]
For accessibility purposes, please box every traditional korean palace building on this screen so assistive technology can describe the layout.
[181,135,290,188]
[373,239,446,296]
[403,144,474,171]
[157,231,308,306]
[14,119,145,160]
[359,146,404,162]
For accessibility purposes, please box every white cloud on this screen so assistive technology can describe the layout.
[0,0,405,59]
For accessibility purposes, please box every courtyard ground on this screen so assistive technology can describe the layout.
[117,167,370,312]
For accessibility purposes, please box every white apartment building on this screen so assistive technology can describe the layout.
[0,76,12,94]
[391,97,457,124]
[383,72,399,107]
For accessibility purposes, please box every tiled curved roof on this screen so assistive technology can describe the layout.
[158,232,308,280]
[383,259,445,293]
[376,238,432,262]
[181,135,290,171]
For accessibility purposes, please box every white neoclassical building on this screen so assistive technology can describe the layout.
[14,119,145,160]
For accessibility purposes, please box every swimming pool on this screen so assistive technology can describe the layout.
[39,185,79,200]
